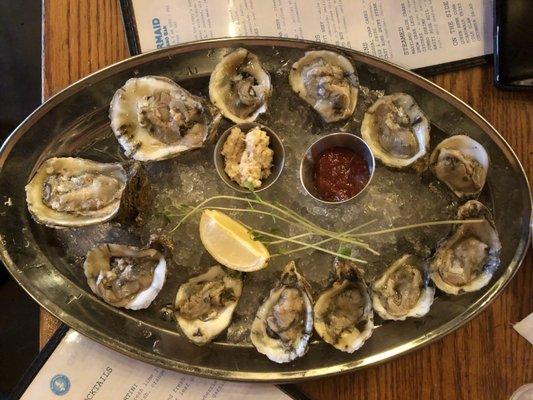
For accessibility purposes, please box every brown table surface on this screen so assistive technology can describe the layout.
[40,1,532,399]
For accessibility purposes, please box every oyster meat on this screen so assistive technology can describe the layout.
[110,76,221,161]
[251,261,313,363]
[431,200,501,294]
[84,243,167,310]
[361,93,430,168]
[209,48,272,123]
[174,265,243,345]
[289,50,358,122]
[314,259,374,353]
[25,157,128,228]
[372,254,434,320]
[430,135,489,197]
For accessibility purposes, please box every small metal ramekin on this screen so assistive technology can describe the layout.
[214,122,285,193]
[299,132,375,204]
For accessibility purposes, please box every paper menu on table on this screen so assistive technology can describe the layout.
[130,0,493,70]
[21,330,293,400]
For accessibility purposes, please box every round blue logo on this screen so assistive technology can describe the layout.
[50,374,70,396]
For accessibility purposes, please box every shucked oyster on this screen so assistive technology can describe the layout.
[25,157,128,228]
[251,261,313,363]
[431,200,501,295]
[430,135,489,197]
[289,50,358,122]
[209,48,272,123]
[174,265,243,345]
[372,254,434,320]
[361,93,430,168]
[84,243,167,310]
[110,76,221,161]
[314,259,373,353]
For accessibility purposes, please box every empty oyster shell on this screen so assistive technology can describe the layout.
[314,259,374,353]
[110,76,221,161]
[372,254,435,320]
[25,157,128,228]
[430,135,489,197]
[209,48,272,123]
[361,93,430,168]
[430,200,501,294]
[84,243,167,310]
[251,261,313,363]
[289,50,358,122]
[174,265,243,345]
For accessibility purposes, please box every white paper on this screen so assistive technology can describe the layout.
[514,312,533,345]
[131,0,492,69]
[21,330,292,400]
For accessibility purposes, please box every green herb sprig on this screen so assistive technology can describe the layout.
[169,193,483,263]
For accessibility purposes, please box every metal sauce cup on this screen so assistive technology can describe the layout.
[300,132,375,204]
[214,122,285,193]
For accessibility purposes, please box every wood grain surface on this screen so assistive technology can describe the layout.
[41,1,532,399]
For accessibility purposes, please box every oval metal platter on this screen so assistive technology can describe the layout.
[0,38,530,382]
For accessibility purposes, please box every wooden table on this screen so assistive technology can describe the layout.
[41,1,532,399]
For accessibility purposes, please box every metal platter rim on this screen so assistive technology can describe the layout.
[0,37,531,382]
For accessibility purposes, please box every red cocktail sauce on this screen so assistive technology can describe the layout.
[313,147,370,202]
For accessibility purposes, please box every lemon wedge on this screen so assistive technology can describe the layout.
[199,209,270,272]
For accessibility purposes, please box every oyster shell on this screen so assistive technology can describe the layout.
[110,75,221,161]
[83,243,167,310]
[250,261,313,363]
[174,265,243,345]
[361,93,430,168]
[372,254,434,320]
[314,259,373,353]
[430,135,489,197]
[25,157,128,228]
[289,50,358,122]
[209,48,272,123]
[430,200,501,294]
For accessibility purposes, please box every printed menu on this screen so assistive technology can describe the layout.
[128,0,493,69]
[20,330,293,400]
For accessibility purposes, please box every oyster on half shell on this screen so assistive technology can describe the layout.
[110,76,221,161]
[361,93,430,168]
[430,200,501,295]
[430,135,489,197]
[314,259,374,353]
[251,261,313,363]
[209,48,272,123]
[25,157,128,228]
[372,254,435,320]
[289,50,359,122]
[83,243,167,310]
[174,265,243,345]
